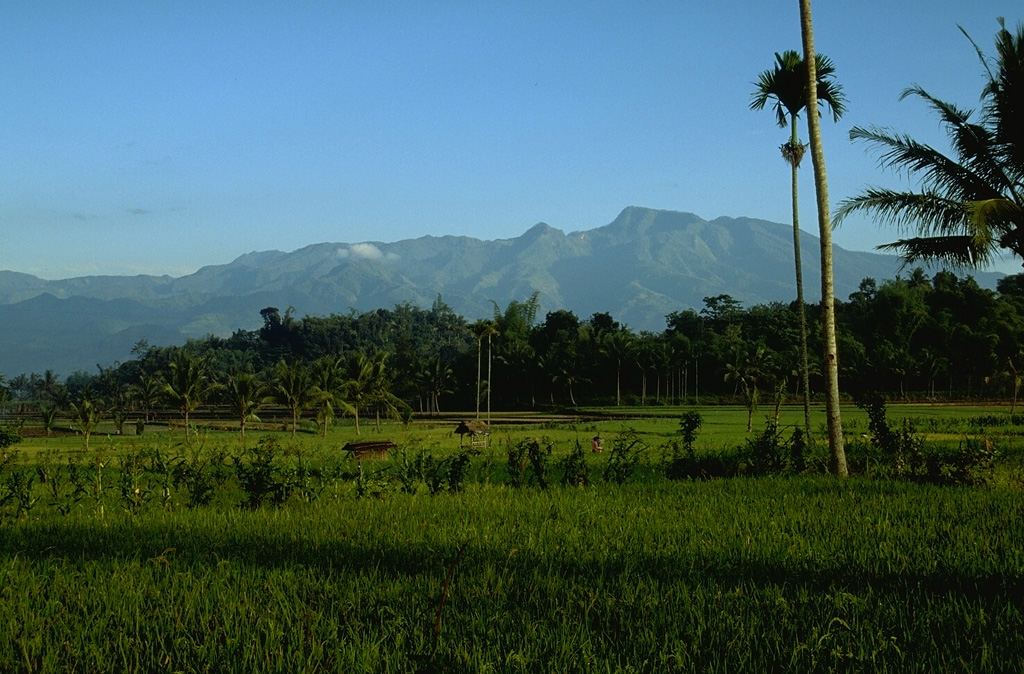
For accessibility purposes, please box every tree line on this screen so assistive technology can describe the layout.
[2,270,1024,434]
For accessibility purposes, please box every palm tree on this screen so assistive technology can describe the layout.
[365,351,408,432]
[9,374,28,400]
[471,320,499,423]
[69,393,100,450]
[311,355,353,437]
[39,404,58,437]
[723,343,773,432]
[751,49,846,436]
[469,320,489,418]
[420,356,455,415]
[132,374,163,423]
[225,371,266,442]
[799,0,848,477]
[342,351,375,435]
[40,369,60,404]
[599,330,636,406]
[271,359,318,438]
[162,352,217,437]
[549,349,588,407]
[836,19,1024,268]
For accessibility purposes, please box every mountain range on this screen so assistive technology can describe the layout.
[0,206,1003,376]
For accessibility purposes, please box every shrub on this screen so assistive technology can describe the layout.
[665,412,706,480]
[679,411,703,452]
[604,429,645,485]
[858,394,997,485]
[789,427,808,473]
[505,440,528,488]
[560,439,590,487]
[0,427,21,450]
[446,449,477,493]
[740,421,788,476]
[234,437,292,509]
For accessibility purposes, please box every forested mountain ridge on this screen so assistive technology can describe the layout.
[0,206,1003,375]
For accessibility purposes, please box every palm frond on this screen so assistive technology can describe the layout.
[849,125,1003,203]
[965,196,1022,228]
[750,50,844,128]
[877,235,992,268]
[834,188,970,237]
[899,85,1018,199]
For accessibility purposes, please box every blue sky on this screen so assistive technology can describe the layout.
[2,1,1021,279]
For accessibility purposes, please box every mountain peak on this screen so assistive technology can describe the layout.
[521,222,561,239]
[592,206,704,242]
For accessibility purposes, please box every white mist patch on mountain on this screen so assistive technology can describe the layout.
[343,243,399,262]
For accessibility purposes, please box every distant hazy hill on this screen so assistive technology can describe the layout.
[0,206,1003,375]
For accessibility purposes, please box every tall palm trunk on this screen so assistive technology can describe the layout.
[787,119,813,436]
[475,336,482,419]
[800,0,848,476]
[486,333,492,425]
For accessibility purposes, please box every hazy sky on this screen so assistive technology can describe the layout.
[2,1,1021,279]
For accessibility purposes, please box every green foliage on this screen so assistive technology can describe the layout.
[69,395,100,450]
[445,449,475,493]
[505,438,550,489]
[857,395,998,485]
[527,439,551,489]
[789,427,808,473]
[838,20,1024,268]
[740,421,789,476]
[234,437,292,509]
[118,450,149,515]
[505,439,529,488]
[2,465,38,519]
[679,411,703,452]
[173,444,229,508]
[394,449,426,494]
[603,429,645,484]
[665,412,705,480]
[559,439,590,487]
[0,427,21,450]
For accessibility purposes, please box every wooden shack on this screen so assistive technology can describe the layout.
[455,420,490,447]
[343,440,396,460]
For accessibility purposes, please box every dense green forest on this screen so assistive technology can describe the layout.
[1,269,1023,424]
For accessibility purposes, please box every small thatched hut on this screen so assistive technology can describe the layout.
[455,420,490,447]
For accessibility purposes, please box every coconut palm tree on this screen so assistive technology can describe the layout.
[341,351,375,435]
[39,404,58,437]
[69,393,100,450]
[365,351,408,432]
[310,355,353,437]
[836,18,1024,269]
[419,356,455,415]
[225,371,267,442]
[271,359,319,438]
[162,352,217,437]
[751,49,846,436]
[799,0,848,477]
[599,329,636,406]
[132,374,163,423]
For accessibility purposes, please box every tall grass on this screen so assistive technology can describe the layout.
[1,477,1021,672]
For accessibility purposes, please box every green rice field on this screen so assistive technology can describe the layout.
[1,404,1022,673]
